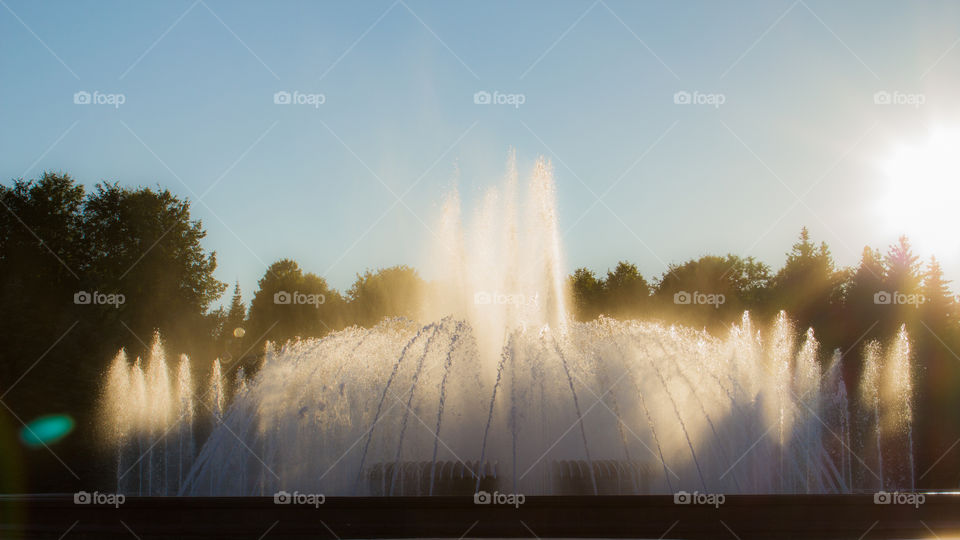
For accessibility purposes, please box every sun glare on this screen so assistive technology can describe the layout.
[879,128,960,253]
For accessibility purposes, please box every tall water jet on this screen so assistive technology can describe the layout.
[793,328,821,493]
[101,350,131,493]
[174,354,195,492]
[129,358,147,495]
[823,350,852,491]
[422,152,570,379]
[209,359,225,422]
[860,342,884,489]
[769,311,795,492]
[882,325,915,489]
[145,334,171,495]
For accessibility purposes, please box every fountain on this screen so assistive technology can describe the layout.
[99,154,917,496]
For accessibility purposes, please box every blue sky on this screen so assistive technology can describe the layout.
[3,0,960,306]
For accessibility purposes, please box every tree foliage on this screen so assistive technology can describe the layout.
[0,172,225,491]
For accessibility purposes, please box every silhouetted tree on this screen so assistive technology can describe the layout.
[0,173,87,363]
[840,246,886,347]
[347,265,425,327]
[83,182,226,355]
[920,256,954,329]
[654,254,771,329]
[246,259,344,358]
[216,281,247,364]
[914,255,960,489]
[569,267,604,321]
[878,235,923,333]
[0,173,227,492]
[770,227,843,346]
[601,261,650,318]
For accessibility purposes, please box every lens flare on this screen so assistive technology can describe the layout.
[20,415,74,447]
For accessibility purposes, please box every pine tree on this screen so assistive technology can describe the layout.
[225,280,246,333]
[221,281,246,365]
[884,235,921,295]
[880,235,922,331]
[921,256,954,329]
[846,246,884,309]
[770,227,841,344]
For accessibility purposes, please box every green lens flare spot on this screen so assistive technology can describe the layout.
[20,415,74,447]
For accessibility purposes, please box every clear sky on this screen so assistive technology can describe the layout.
[3,0,960,307]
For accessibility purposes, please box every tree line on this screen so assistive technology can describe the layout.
[569,230,960,490]
[2,172,959,491]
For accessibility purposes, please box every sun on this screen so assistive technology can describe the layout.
[878,128,960,254]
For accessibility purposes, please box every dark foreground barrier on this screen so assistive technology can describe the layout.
[2,493,959,539]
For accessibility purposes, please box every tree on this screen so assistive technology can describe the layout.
[0,173,89,419]
[0,173,228,492]
[225,281,246,332]
[884,235,922,295]
[654,254,771,329]
[920,256,954,329]
[83,182,226,355]
[569,267,603,320]
[0,172,86,277]
[841,246,886,344]
[347,265,425,327]
[601,261,651,318]
[914,255,960,489]
[216,281,247,364]
[246,259,344,354]
[0,173,87,338]
[880,235,922,331]
[722,255,772,310]
[769,227,842,345]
